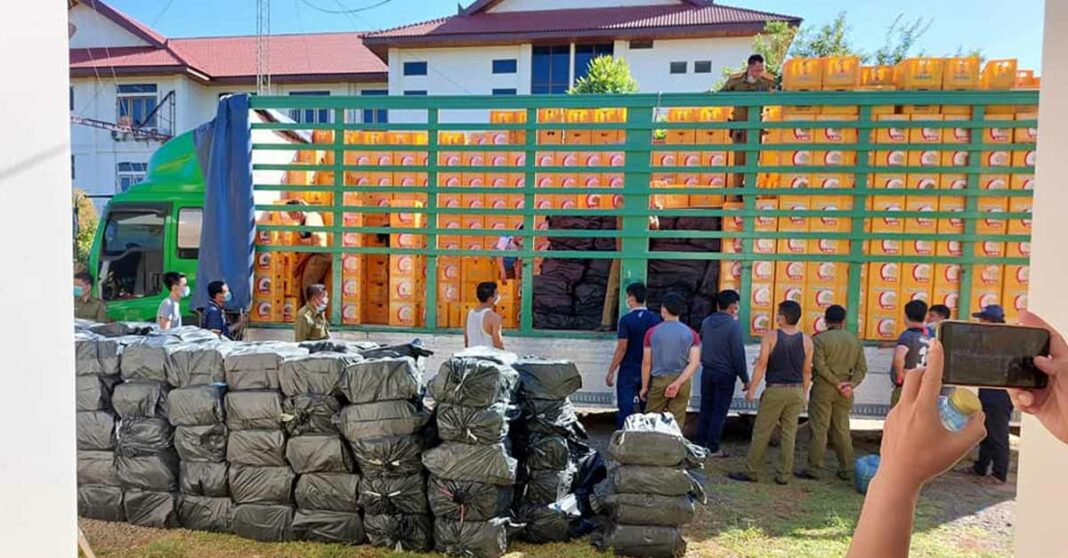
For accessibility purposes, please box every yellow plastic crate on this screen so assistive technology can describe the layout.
[1014,69,1040,89]
[981,59,1018,90]
[894,58,944,90]
[942,57,980,90]
[782,58,823,91]
[860,65,895,89]
[823,56,862,90]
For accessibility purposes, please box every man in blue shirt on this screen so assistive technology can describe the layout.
[695,290,750,457]
[890,300,929,408]
[606,282,662,429]
[201,280,234,340]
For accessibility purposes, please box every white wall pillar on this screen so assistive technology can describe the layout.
[1015,2,1068,557]
[569,43,576,88]
[0,2,77,556]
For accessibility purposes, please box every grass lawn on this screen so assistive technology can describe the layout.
[81,418,1016,558]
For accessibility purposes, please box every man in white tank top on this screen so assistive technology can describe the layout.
[465,281,505,350]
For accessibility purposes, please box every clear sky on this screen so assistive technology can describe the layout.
[106,0,1046,71]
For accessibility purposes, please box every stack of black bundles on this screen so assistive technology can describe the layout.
[532,215,617,331]
[424,347,521,558]
[281,353,366,544]
[592,413,707,558]
[168,382,231,532]
[339,354,431,552]
[224,343,307,542]
[511,357,602,543]
[646,216,721,329]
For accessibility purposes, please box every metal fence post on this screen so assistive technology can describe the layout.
[619,105,652,309]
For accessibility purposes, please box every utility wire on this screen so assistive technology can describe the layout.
[149,0,178,27]
[298,0,394,15]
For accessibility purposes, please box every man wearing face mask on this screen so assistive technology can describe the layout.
[73,271,110,323]
[295,283,330,342]
[157,271,189,331]
[201,281,235,340]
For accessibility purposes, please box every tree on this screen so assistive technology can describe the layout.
[791,12,859,59]
[73,189,98,271]
[872,15,934,65]
[568,56,639,94]
[713,20,798,90]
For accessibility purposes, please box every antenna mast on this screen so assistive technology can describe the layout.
[256,0,271,94]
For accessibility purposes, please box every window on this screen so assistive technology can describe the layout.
[403,90,428,96]
[531,45,571,94]
[630,39,654,50]
[361,89,388,124]
[695,61,712,74]
[492,59,517,74]
[288,91,331,124]
[492,88,517,95]
[403,61,428,76]
[574,43,615,81]
[99,207,167,300]
[116,162,148,192]
[116,84,158,128]
[176,208,202,259]
[670,61,688,74]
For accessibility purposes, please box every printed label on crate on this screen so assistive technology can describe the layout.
[754,238,776,253]
[752,284,773,306]
[255,274,272,295]
[976,291,1001,309]
[935,291,959,310]
[256,252,272,270]
[814,287,836,307]
[873,317,897,338]
[751,312,772,336]
[254,300,272,321]
[941,264,962,283]
[784,239,807,254]
[910,263,933,283]
[782,261,805,280]
[343,278,359,297]
[910,239,936,256]
[754,261,775,281]
[979,265,1002,285]
[876,262,900,283]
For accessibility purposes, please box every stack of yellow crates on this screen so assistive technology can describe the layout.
[650,107,732,208]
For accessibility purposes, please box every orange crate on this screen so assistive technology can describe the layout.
[860,65,895,89]
[942,57,981,90]
[981,59,1018,90]
[894,58,944,90]
[823,56,862,89]
[783,58,823,91]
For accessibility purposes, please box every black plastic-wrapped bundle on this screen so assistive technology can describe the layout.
[531,276,573,315]
[77,485,125,522]
[591,524,687,558]
[279,353,357,397]
[227,429,287,467]
[292,509,365,544]
[435,403,511,444]
[116,450,180,492]
[112,381,169,419]
[430,355,519,408]
[357,341,433,363]
[434,517,513,558]
[119,335,179,382]
[532,313,601,331]
[339,357,422,403]
[422,442,517,486]
[285,433,354,474]
[174,424,228,462]
[282,394,340,436]
[573,283,608,317]
[76,374,121,412]
[517,432,570,471]
[167,385,226,426]
[338,400,428,440]
[519,398,585,438]
[123,489,180,528]
[358,474,429,515]
[224,343,307,390]
[363,513,434,552]
[294,473,360,512]
[514,357,582,401]
[224,390,284,431]
[76,411,116,451]
[116,418,174,457]
[514,495,594,544]
[349,435,424,477]
[177,495,233,532]
[607,413,706,468]
[77,451,120,487]
[179,461,229,497]
[164,341,232,387]
[232,504,294,542]
[427,477,513,522]
[74,331,108,376]
[606,464,701,497]
[604,493,695,527]
[539,258,589,283]
[517,466,575,506]
[88,321,156,338]
[229,465,296,505]
[300,339,379,354]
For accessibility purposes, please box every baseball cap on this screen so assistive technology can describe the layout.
[972,304,1005,322]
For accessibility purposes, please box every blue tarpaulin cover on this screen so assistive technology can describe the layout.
[192,94,254,313]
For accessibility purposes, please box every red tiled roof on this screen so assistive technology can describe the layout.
[69,46,187,69]
[168,33,387,80]
[364,2,801,51]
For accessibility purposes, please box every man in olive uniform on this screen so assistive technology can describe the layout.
[796,305,867,481]
[719,54,777,187]
[74,271,110,323]
[294,283,330,342]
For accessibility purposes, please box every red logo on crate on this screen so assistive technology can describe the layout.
[789,175,809,188]
[786,239,806,254]
[912,263,932,281]
[255,301,272,320]
[991,127,1010,141]
[876,318,896,337]
[256,252,272,269]
[825,128,843,141]
[343,254,360,271]
[913,240,935,256]
[754,262,774,281]
[813,316,828,333]
[728,261,743,278]
[943,264,961,282]
[953,127,969,142]
[816,288,835,307]
[793,128,812,141]
[878,263,899,282]
[706,152,726,166]
[343,279,358,296]
[784,262,804,279]
[921,127,939,141]
[255,275,271,295]
[751,313,771,333]
[979,292,1000,308]
[792,151,811,166]
[824,151,844,166]
[889,127,906,141]
[608,152,625,166]
[817,239,838,254]
[981,265,1001,284]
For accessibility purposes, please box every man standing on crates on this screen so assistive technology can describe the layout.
[465,282,505,350]
[719,54,777,187]
[287,199,331,307]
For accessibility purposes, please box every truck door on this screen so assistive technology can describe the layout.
[97,203,170,320]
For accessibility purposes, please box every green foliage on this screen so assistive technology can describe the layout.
[72,189,98,271]
[753,20,799,76]
[568,56,639,94]
[872,15,934,65]
[792,12,859,59]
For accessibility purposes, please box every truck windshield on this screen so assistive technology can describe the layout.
[99,209,166,301]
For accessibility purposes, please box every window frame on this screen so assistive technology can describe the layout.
[492,88,518,96]
[403,61,428,76]
[116,84,159,128]
[115,162,148,193]
[531,45,572,95]
[574,43,615,83]
[403,90,428,96]
[694,60,713,74]
[670,61,688,74]
[288,91,331,124]
[492,59,518,74]
[176,207,202,259]
[360,89,389,124]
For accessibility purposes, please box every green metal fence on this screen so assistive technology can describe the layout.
[247,91,1037,340]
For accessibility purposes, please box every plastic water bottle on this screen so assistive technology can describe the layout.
[939,388,982,432]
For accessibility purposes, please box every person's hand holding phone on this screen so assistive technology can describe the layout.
[1010,311,1068,444]
[878,339,988,491]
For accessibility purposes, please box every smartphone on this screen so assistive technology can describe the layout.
[938,321,1050,389]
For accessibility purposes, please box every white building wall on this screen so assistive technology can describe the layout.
[616,36,754,93]
[489,0,677,12]
[68,3,150,48]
